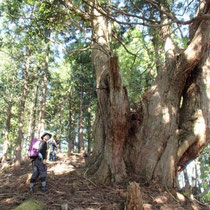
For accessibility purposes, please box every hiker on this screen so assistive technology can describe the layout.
[48,135,58,161]
[29,131,52,192]
[54,135,61,152]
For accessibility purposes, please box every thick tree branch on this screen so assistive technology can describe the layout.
[177,135,197,164]
[83,0,210,28]
[173,13,210,86]
[112,33,136,57]
[64,0,90,20]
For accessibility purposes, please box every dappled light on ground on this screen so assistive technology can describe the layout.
[0,153,208,210]
[48,162,75,175]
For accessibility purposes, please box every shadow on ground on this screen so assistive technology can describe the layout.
[0,153,208,210]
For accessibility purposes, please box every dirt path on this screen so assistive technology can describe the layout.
[0,153,208,210]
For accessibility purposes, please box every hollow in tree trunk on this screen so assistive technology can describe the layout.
[86,0,210,189]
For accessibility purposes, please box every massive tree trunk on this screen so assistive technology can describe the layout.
[87,0,130,183]
[87,1,209,188]
[64,0,209,188]
[124,2,210,188]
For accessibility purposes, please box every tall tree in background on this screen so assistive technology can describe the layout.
[28,84,39,141]
[15,47,30,170]
[0,50,17,167]
[1,100,13,167]
[37,31,51,136]
[78,85,85,153]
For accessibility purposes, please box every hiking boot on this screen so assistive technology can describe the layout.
[41,186,47,192]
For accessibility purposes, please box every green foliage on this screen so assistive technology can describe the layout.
[115,26,155,104]
[203,193,210,204]
[198,145,210,203]
[44,45,96,146]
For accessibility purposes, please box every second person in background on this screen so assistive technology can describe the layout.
[48,135,59,161]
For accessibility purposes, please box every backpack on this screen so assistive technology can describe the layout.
[28,138,41,158]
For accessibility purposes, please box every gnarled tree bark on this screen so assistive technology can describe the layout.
[66,0,210,188]
[124,1,210,188]
[86,0,130,183]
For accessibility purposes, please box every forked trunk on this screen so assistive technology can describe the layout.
[125,2,210,187]
[177,44,210,171]
[87,1,130,183]
[88,0,209,188]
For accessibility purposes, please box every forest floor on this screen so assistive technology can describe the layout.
[0,153,209,210]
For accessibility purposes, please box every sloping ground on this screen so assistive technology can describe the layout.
[0,153,209,210]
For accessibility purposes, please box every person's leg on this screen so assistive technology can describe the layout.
[29,160,39,192]
[52,150,55,161]
[49,145,53,160]
[52,153,55,161]
[37,160,47,191]
[49,152,52,160]
[53,147,57,161]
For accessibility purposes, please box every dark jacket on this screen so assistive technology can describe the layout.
[39,140,47,160]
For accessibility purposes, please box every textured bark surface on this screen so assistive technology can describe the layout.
[124,2,210,188]
[88,51,130,183]
[15,51,30,171]
[1,102,12,167]
[37,65,48,136]
[29,85,38,141]
[37,35,50,137]
[87,0,210,188]
[177,45,210,171]
[78,87,85,153]
[125,182,143,210]
[87,1,130,183]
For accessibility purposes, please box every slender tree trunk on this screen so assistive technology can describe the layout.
[30,84,39,140]
[15,49,30,170]
[58,105,63,151]
[194,160,200,189]
[67,88,75,155]
[68,121,76,156]
[183,168,190,188]
[78,87,84,153]
[183,168,192,196]
[27,101,34,142]
[38,69,48,137]
[38,32,50,136]
[87,108,92,153]
[1,101,13,167]
[27,84,38,143]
